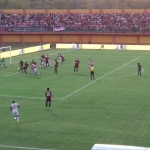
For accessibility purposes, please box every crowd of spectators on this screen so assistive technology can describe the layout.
[0,12,150,33]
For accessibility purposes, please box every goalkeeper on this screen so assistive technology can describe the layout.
[0,57,7,68]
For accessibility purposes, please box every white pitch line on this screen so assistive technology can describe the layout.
[4,72,20,77]
[67,55,140,57]
[63,57,140,99]
[0,95,62,100]
[107,68,145,78]
[0,145,53,150]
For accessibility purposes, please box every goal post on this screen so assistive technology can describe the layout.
[0,46,12,64]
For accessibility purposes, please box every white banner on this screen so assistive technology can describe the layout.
[53,27,65,32]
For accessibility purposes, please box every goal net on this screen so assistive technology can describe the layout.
[0,46,12,64]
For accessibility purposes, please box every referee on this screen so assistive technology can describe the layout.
[90,64,94,80]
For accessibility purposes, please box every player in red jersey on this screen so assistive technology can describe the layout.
[41,54,45,59]
[137,63,142,76]
[45,55,50,69]
[22,61,29,75]
[18,60,24,72]
[45,87,53,109]
[54,59,58,74]
[73,58,80,74]
[60,53,65,63]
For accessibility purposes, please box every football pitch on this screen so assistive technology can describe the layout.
[0,49,150,150]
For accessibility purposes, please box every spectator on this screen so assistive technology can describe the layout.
[0,12,150,33]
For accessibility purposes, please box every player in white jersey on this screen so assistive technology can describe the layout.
[48,56,52,67]
[57,53,62,63]
[10,101,20,123]
[89,59,93,69]
[30,60,34,75]
[32,62,41,76]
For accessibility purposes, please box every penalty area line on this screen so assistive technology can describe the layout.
[4,72,20,77]
[106,67,145,78]
[0,95,62,100]
[0,144,54,150]
[63,57,140,99]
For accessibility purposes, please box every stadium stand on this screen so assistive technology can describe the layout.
[0,12,150,33]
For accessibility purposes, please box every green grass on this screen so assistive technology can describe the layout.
[0,49,150,150]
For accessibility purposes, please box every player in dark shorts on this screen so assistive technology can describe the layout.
[60,53,65,63]
[90,64,95,80]
[137,63,142,76]
[0,57,7,68]
[45,55,49,69]
[54,59,58,74]
[18,60,24,72]
[22,61,29,75]
[41,54,45,59]
[45,88,53,109]
[73,58,80,74]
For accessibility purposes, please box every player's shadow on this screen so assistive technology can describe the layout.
[27,75,42,80]
[50,109,60,117]
[56,74,63,77]
[76,73,86,76]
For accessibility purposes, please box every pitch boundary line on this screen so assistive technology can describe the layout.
[0,144,53,150]
[4,72,20,77]
[68,55,140,57]
[62,57,140,99]
[106,66,144,78]
[0,95,62,100]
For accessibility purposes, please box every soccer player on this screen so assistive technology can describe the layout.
[72,43,75,49]
[22,61,29,75]
[100,44,104,50]
[0,57,7,68]
[32,62,41,76]
[45,88,53,109]
[41,53,45,59]
[88,58,93,69]
[10,101,20,123]
[90,64,95,80]
[18,60,24,72]
[60,53,65,63]
[73,58,80,74]
[54,59,58,74]
[40,57,45,68]
[137,63,142,76]
[30,60,35,74]
[57,53,62,63]
[45,55,51,69]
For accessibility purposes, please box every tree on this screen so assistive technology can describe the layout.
[0,0,149,9]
